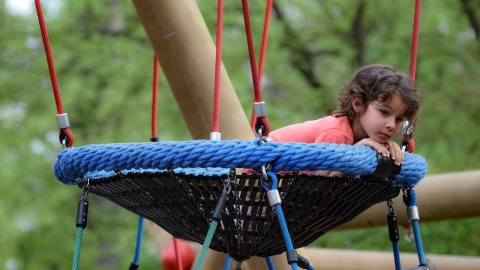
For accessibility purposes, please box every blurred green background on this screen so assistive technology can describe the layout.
[1,0,479,269]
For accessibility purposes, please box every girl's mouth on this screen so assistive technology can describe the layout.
[379,132,390,140]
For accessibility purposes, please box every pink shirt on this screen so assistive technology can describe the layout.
[269,116,354,145]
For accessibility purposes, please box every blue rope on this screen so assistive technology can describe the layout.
[266,256,275,270]
[72,227,83,270]
[223,255,233,270]
[274,203,298,270]
[406,189,428,266]
[412,220,427,264]
[386,200,402,270]
[392,242,401,270]
[131,216,144,266]
[194,220,219,270]
[262,172,298,270]
[54,140,427,187]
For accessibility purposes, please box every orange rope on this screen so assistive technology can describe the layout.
[241,0,261,102]
[409,0,422,85]
[250,0,273,131]
[151,56,159,141]
[34,0,62,114]
[242,0,271,135]
[212,0,224,133]
[34,0,74,147]
[172,238,184,270]
[257,0,273,88]
[403,0,422,153]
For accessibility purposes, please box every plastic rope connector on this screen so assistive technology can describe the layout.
[387,212,400,242]
[128,263,139,270]
[297,254,310,269]
[373,153,401,178]
[286,250,298,265]
[212,192,228,221]
[76,199,88,228]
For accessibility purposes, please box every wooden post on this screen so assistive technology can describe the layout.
[337,170,480,230]
[132,0,252,141]
[131,0,309,269]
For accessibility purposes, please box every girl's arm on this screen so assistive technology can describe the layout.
[354,138,404,166]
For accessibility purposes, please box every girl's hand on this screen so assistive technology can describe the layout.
[385,141,404,166]
[354,138,404,166]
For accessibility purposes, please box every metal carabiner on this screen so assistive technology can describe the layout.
[387,199,395,213]
[223,169,234,195]
[81,178,90,200]
[257,127,264,145]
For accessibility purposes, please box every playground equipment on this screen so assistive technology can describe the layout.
[35,0,480,269]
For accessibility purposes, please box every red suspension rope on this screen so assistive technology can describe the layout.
[211,0,224,135]
[399,0,423,249]
[409,0,422,85]
[250,0,273,131]
[257,0,273,90]
[403,0,422,153]
[34,0,62,114]
[241,0,261,102]
[34,0,74,147]
[242,0,271,136]
[151,56,187,270]
[151,56,159,142]
[212,0,272,136]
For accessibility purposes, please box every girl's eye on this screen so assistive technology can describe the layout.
[380,110,388,116]
[396,118,404,123]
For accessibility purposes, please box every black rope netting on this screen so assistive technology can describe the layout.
[82,171,399,261]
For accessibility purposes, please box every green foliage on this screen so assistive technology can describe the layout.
[1,0,479,269]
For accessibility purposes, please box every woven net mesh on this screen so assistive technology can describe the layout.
[83,171,399,261]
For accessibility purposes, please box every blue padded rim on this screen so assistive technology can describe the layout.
[54,139,427,187]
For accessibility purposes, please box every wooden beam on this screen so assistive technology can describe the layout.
[337,170,480,230]
[305,248,480,270]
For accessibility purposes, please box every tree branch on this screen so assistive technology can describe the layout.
[350,0,366,67]
[459,0,480,45]
[272,2,324,88]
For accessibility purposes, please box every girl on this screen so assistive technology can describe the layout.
[269,64,420,176]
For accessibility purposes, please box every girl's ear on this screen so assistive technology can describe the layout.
[352,98,363,113]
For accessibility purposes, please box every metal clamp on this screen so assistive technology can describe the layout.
[267,190,282,206]
[407,206,420,222]
[253,101,266,117]
[210,131,221,141]
[56,113,70,129]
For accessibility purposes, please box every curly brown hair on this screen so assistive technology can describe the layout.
[331,64,421,134]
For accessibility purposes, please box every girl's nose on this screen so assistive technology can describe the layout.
[385,118,395,130]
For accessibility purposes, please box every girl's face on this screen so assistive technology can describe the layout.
[353,94,408,144]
